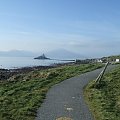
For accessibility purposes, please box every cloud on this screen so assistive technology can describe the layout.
[60,20,120,40]
[68,41,89,47]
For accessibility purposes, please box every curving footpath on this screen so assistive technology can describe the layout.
[35,65,117,120]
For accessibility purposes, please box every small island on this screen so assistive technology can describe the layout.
[34,54,50,60]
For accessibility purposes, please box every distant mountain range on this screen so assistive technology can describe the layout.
[0,50,36,57]
[46,49,86,60]
[0,49,86,59]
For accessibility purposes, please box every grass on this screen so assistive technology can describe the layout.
[0,63,103,120]
[84,65,120,120]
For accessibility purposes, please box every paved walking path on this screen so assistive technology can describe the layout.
[35,65,116,120]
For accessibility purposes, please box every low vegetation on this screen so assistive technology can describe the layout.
[0,63,103,120]
[84,65,120,120]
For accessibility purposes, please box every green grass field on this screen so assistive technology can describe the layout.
[0,63,102,120]
[84,65,120,120]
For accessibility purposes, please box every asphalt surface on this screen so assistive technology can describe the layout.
[35,65,117,120]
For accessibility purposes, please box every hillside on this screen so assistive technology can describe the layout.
[84,65,120,120]
[101,55,120,62]
[0,63,103,120]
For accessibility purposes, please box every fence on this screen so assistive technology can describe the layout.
[95,62,109,84]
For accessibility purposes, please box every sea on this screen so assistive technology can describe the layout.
[0,57,72,69]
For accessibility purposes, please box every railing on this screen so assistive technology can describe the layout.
[95,62,109,84]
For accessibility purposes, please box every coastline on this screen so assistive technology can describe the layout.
[0,62,75,81]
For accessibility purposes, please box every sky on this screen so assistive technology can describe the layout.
[0,0,120,57]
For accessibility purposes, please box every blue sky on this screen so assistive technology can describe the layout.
[0,0,120,57]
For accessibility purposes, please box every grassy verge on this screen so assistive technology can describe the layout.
[84,65,120,120]
[0,63,103,120]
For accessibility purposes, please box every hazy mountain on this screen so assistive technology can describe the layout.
[0,50,36,57]
[0,49,86,59]
[46,49,86,60]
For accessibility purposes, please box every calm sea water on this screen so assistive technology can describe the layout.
[0,57,71,69]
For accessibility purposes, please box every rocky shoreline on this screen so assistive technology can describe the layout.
[0,62,75,81]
